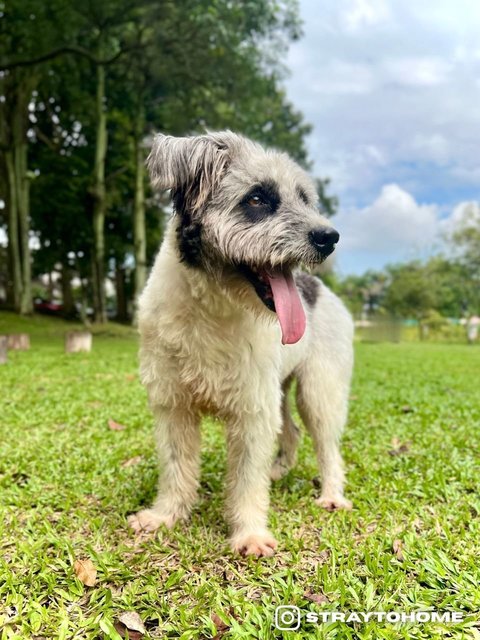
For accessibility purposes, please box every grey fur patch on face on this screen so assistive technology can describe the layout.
[295,272,320,307]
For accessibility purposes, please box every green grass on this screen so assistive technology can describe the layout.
[1,313,479,639]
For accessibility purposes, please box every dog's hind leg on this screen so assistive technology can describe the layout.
[128,405,201,533]
[270,376,301,481]
[295,342,353,511]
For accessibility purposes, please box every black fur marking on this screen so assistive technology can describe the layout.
[240,180,281,222]
[176,219,203,266]
[237,263,276,312]
[297,186,309,205]
[173,187,203,266]
[295,272,320,307]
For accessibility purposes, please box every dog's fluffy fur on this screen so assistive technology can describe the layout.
[128,131,354,557]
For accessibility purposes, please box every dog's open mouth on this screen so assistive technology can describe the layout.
[239,264,306,345]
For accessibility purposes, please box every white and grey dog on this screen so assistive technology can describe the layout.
[128,131,354,557]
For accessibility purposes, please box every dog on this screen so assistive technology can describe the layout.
[128,131,354,557]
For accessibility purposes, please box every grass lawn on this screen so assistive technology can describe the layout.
[1,312,479,639]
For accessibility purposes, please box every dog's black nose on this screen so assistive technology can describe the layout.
[308,227,340,257]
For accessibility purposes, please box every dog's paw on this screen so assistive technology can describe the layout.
[128,508,177,533]
[316,495,353,511]
[231,532,278,558]
[270,456,290,481]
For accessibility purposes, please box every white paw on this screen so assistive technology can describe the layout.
[270,457,290,481]
[128,508,177,533]
[316,495,353,511]
[231,531,278,557]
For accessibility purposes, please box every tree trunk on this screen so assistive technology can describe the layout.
[61,262,75,317]
[14,126,33,314]
[91,63,108,324]
[133,106,147,311]
[5,151,22,311]
[3,74,34,315]
[115,260,128,322]
[47,270,55,299]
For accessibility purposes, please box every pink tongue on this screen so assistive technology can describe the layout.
[266,271,306,345]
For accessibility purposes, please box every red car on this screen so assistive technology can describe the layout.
[34,299,64,316]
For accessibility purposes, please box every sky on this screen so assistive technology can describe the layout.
[285,0,480,274]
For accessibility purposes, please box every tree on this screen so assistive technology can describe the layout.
[335,270,387,318]
[112,0,311,307]
[2,0,332,324]
[383,262,437,338]
[315,178,338,218]
[451,203,480,303]
[0,0,79,313]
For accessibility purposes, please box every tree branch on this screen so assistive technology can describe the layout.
[0,42,145,71]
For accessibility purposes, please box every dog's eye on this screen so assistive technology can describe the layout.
[248,195,264,207]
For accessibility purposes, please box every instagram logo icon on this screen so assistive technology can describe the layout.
[274,606,301,630]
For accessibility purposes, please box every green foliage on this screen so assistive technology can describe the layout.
[337,256,479,322]
[334,270,388,318]
[383,262,436,321]
[316,177,339,217]
[451,203,480,279]
[0,315,479,638]
[2,0,330,319]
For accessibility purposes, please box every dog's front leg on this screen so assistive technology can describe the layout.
[226,405,280,557]
[129,405,200,533]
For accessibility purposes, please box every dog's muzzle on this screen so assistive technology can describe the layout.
[308,227,340,259]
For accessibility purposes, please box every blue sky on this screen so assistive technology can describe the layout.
[285,0,480,274]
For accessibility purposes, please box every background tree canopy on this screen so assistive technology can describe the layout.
[1,0,332,321]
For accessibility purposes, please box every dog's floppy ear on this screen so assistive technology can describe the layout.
[147,133,233,214]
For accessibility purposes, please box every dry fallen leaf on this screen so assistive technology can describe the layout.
[73,558,97,586]
[121,456,143,468]
[114,611,146,639]
[388,437,411,456]
[108,418,126,431]
[401,405,414,413]
[304,591,329,605]
[392,539,404,561]
[317,549,331,564]
[365,521,378,533]
[212,612,230,639]
[412,518,423,532]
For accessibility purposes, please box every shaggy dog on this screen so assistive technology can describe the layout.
[128,132,354,557]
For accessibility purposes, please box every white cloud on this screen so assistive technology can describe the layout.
[440,201,480,236]
[334,186,480,274]
[311,60,375,95]
[449,166,480,184]
[341,0,392,31]
[336,184,438,253]
[403,133,450,165]
[382,57,453,87]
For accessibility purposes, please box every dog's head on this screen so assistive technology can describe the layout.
[147,131,339,344]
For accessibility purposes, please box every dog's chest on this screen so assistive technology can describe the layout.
[168,309,280,411]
